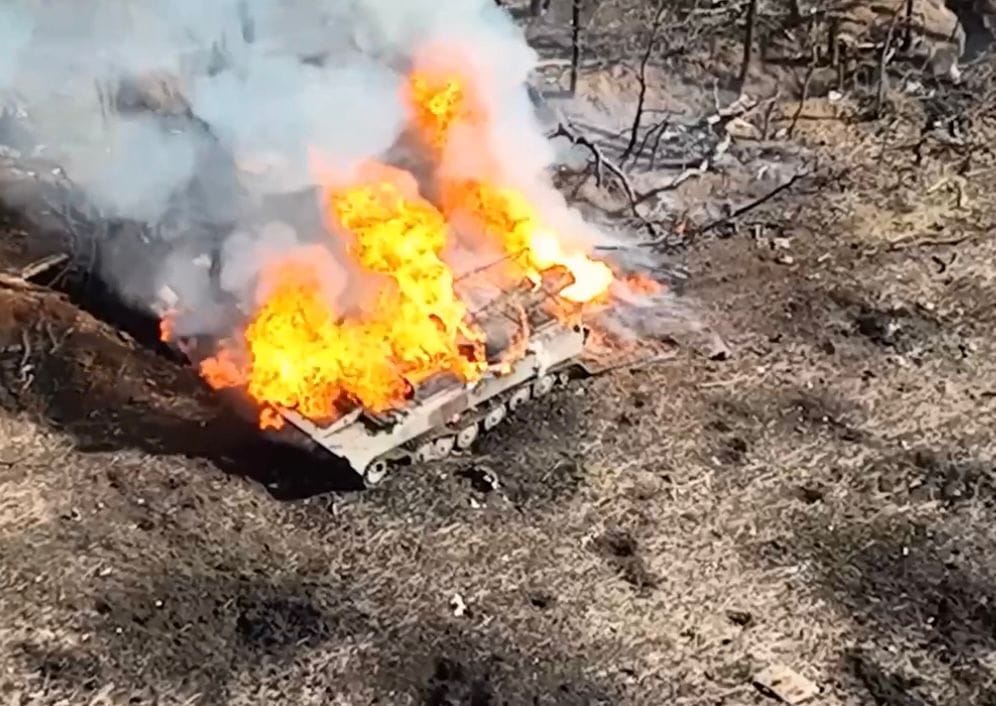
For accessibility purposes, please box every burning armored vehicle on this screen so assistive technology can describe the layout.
[1,2,666,485]
[150,60,660,484]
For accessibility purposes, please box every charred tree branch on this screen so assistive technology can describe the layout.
[697,170,808,235]
[548,121,659,235]
[788,44,818,138]
[875,7,903,118]
[620,0,669,165]
[739,0,759,91]
[569,0,582,95]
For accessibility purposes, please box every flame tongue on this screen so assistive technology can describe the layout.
[407,69,614,305]
[440,180,614,305]
[198,182,485,427]
[329,181,484,382]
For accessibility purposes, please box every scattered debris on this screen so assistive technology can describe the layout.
[456,465,500,494]
[725,609,753,627]
[753,663,819,704]
[707,333,733,361]
[450,593,468,618]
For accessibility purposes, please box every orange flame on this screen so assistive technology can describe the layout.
[407,72,474,154]
[440,180,613,303]
[159,313,175,343]
[405,70,613,305]
[197,183,485,426]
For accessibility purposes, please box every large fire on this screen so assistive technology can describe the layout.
[165,61,622,429]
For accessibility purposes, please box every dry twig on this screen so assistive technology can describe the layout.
[788,45,819,138]
[887,234,972,251]
[874,6,903,118]
[697,170,808,235]
[19,252,70,281]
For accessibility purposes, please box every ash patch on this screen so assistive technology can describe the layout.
[825,289,953,362]
[424,657,495,706]
[235,597,329,651]
[846,651,934,706]
[872,447,996,507]
[473,385,590,509]
[593,528,659,593]
[853,304,941,355]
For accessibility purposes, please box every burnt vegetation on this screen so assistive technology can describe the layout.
[2,0,996,705]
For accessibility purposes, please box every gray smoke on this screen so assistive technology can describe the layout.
[0,0,575,333]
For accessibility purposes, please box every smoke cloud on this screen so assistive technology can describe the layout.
[0,0,627,340]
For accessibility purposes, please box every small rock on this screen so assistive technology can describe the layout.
[726,609,753,627]
[772,237,792,250]
[776,255,795,265]
[828,90,844,102]
[725,117,762,140]
[450,593,468,617]
[707,334,733,361]
[754,663,819,704]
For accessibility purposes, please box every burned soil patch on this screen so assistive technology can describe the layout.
[593,527,659,593]
[871,445,996,508]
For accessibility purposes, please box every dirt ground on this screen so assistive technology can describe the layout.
[2,7,996,706]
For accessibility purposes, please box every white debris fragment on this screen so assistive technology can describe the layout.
[450,593,468,617]
[754,663,819,704]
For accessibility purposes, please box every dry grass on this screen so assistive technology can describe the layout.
[2,21,996,706]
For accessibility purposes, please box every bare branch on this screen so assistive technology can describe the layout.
[619,0,669,165]
[788,45,818,138]
[739,0,759,91]
[569,0,583,95]
[697,170,809,235]
[875,5,903,118]
[548,121,659,235]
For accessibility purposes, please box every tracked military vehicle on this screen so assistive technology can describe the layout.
[277,267,593,485]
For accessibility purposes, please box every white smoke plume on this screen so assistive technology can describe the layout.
[1,0,609,337]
